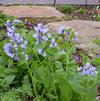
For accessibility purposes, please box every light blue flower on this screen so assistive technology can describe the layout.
[42,35,48,41]
[34,23,43,32]
[20,40,28,50]
[50,43,57,48]
[38,48,46,56]
[51,38,56,43]
[13,19,22,24]
[47,33,51,38]
[14,55,18,61]
[6,20,11,27]
[50,38,57,48]
[14,44,18,51]
[74,37,78,42]
[15,33,23,44]
[41,28,48,35]
[36,40,40,44]
[38,48,43,55]
[7,27,13,33]
[4,43,14,58]
[25,55,29,60]
[21,44,27,50]
[58,26,65,34]
[84,63,90,69]
[33,33,40,39]
[81,69,88,75]
[33,32,41,44]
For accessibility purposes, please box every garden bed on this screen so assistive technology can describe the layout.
[56,5,100,21]
[0,5,100,100]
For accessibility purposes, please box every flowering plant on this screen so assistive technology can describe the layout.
[0,20,100,101]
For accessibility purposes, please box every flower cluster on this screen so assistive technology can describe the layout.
[33,23,58,56]
[77,63,97,76]
[33,23,51,44]
[58,26,78,42]
[4,20,28,61]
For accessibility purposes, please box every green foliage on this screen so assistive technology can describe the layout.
[79,8,86,14]
[56,5,77,13]
[93,38,100,45]
[0,12,14,27]
[95,15,100,21]
[0,19,99,101]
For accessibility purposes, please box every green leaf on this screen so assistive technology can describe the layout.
[69,31,75,40]
[21,75,33,96]
[40,41,47,49]
[46,93,58,99]
[92,57,100,66]
[34,96,41,101]
[54,50,67,60]
[4,67,18,74]
[55,71,73,101]
[58,78,73,101]
[0,56,8,65]
[93,38,100,45]
[37,66,53,91]
[55,61,63,70]
[80,53,91,65]
[3,75,15,86]
[69,81,85,94]
[67,46,76,55]
[0,64,6,77]
[60,42,69,49]
[46,47,58,55]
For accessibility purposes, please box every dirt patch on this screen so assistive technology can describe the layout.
[57,5,98,21]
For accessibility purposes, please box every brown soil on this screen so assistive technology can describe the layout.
[65,6,97,21]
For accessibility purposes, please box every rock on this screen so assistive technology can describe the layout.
[45,20,100,56]
[0,6,65,19]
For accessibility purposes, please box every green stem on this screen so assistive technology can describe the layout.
[33,49,41,62]
[48,57,58,101]
[41,87,45,97]
[26,64,38,96]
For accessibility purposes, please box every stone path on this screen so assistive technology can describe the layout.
[0,0,99,5]
[46,20,100,56]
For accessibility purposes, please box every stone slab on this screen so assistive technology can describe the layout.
[46,20,100,56]
[0,6,65,19]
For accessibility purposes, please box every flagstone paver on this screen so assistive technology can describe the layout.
[46,20,100,56]
[0,6,65,19]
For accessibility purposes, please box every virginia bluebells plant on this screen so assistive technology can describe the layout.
[4,20,28,61]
